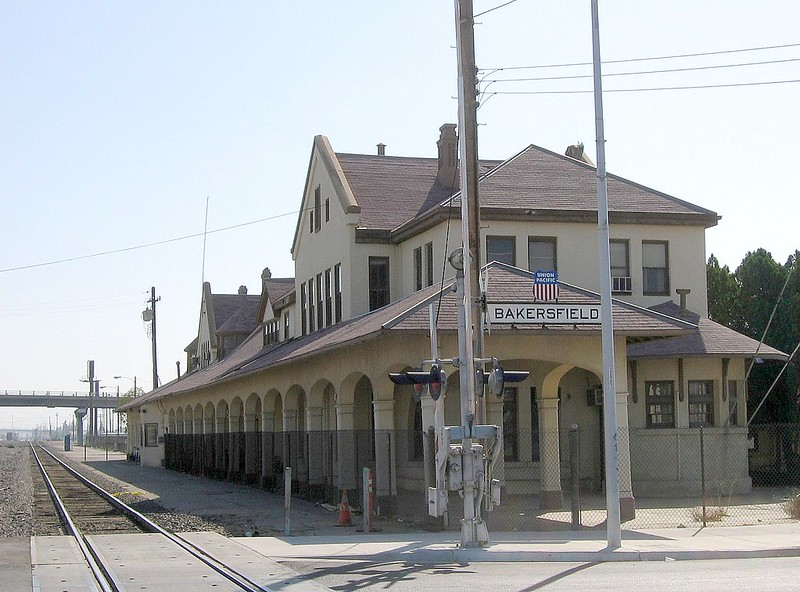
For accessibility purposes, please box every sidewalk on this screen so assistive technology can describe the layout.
[46,443,800,563]
[235,523,800,563]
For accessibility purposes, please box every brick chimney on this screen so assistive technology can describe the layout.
[238,285,248,295]
[676,288,691,315]
[437,124,459,189]
[377,143,386,156]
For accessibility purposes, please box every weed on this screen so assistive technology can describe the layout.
[783,492,800,519]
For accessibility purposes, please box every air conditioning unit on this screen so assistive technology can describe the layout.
[587,388,604,406]
[612,276,632,293]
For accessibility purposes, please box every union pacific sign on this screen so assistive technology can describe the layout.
[488,303,601,324]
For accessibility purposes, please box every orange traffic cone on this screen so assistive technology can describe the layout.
[337,489,352,526]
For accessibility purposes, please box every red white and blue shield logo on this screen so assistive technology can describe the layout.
[533,270,559,301]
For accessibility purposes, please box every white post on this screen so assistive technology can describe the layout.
[362,467,370,534]
[591,0,621,549]
[284,466,292,536]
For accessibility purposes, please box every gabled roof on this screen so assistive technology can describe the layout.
[336,142,719,241]
[335,152,500,233]
[627,301,789,360]
[258,277,295,322]
[265,278,294,305]
[122,263,701,408]
[466,145,720,226]
[212,293,261,335]
[117,326,268,411]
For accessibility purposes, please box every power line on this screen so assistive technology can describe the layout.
[486,78,800,95]
[480,42,800,72]
[474,0,522,19]
[482,57,800,84]
[0,209,300,274]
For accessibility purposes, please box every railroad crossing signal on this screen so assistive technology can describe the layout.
[388,364,447,401]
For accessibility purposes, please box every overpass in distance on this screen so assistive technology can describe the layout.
[0,390,124,409]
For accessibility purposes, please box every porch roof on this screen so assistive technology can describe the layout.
[121,263,699,410]
[627,301,789,361]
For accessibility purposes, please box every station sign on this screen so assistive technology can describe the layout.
[488,303,601,325]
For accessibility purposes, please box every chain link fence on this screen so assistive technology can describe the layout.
[164,423,800,530]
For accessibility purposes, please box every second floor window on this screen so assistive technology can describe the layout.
[369,257,390,311]
[487,236,515,266]
[425,242,434,287]
[334,263,342,323]
[316,273,324,329]
[610,239,631,294]
[325,268,333,327]
[308,279,316,332]
[300,284,307,336]
[528,237,557,272]
[265,320,280,345]
[414,247,423,291]
[643,241,669,295]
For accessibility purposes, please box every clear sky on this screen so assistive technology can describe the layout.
[2,1,798,430]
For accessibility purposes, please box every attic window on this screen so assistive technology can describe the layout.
[314,186,322,232]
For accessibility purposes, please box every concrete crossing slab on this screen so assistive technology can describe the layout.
[30,536,97,592]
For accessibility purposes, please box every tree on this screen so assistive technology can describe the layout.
[707,254,743,330]
[707,250,799,424]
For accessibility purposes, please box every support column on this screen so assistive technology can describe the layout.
[306,406,325,498]
[260,410,276,489]
[228,412,241,481]
[372,399,396,515]
[616,391,636,521]
[335,402,356,491]
[244,413,258,484]
[539,397,562,509]
[204,415,215,477]
[215,415,227,479]
[193,416,203,475]
[282,409,299,491]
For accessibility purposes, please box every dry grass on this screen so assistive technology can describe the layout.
[691,504,728,523]
[783,493,800,519]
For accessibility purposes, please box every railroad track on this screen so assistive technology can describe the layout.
[30,444,274,591]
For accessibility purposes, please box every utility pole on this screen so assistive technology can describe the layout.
[591,0,622,549]
[454,0,484,547]
[145,287,160,390]
[454,0,485,421]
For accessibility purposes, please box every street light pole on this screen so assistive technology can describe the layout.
[591,0,622,549]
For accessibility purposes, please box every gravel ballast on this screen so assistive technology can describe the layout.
[0,443,230,537]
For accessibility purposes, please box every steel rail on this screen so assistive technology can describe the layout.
[30,444,115,592]
[34,444,270,592]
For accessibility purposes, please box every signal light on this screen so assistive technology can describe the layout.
[428,365,447,401]
[481,358,529,397]
[388,364,448,401]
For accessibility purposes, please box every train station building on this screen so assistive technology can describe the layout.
[118,125,787,522]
